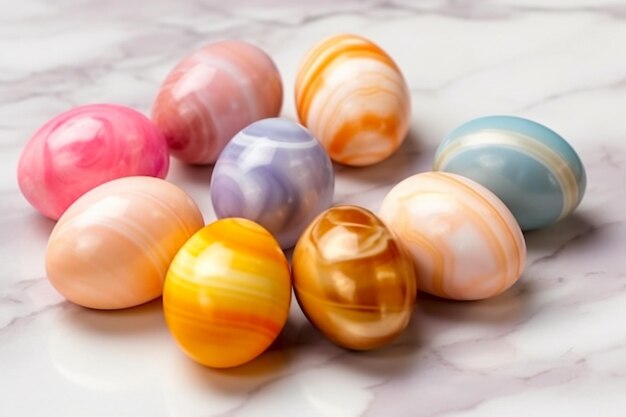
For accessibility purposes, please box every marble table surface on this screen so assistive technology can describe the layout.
[2,1,626,416]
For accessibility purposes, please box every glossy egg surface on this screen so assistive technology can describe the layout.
[379,172,526,301]
[18,104,169,220]
[45,176,204,309]
[295,34,411,166]
[152,40,283,165]
[434,115,586,230]
[293,205,416,350]
[211,118,334,249]
[163,218,291,368]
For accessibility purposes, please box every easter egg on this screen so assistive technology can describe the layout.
[294,34,411,166]
[434,115,586,230]
[211,118,334,249]
[18,104,169,220]
[152,40,283,165]
[46,176,204,309]
[163,218,291,368]
[379,172,526,301]
[292,206,416,350]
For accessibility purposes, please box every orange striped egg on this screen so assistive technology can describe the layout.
[293,206,416,350]
[295,34,411,166]
[45,177,204,309]
[163,218,291,368]
[379,172,526,300]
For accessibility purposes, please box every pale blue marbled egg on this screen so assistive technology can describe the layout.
[434,115,586,231]
[211,118,334,249]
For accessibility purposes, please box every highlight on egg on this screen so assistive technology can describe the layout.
[379,172,527,301]
[45,176,204,310]
[295,33,411,166]
[292,205,416,350]
[18,104,169,220]
[163,218,291,368]
[152,40,283,165]
[211,117,334,249]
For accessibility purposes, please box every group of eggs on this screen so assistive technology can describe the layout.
[17,34,586,368]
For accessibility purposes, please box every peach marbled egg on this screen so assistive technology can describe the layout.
[46,176,204,310]
[379,172,526,301]
[152,40,283,165]
[292,206,416,350]
[163,218,291,368]
[18,104,169,220]
[295,34,411,166]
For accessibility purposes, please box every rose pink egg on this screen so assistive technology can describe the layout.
[46,176,204,310]
[17,104,169,220]
[152,40,283,165]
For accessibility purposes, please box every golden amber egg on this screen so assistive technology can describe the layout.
[292,205,416,350]
[163,218,291,368]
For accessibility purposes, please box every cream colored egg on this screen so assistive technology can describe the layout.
[46,176,204,309]
[379,172,526,300]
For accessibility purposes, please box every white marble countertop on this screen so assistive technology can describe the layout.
[2,1,626,416]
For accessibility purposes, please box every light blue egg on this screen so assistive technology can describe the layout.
[434,115,586,230]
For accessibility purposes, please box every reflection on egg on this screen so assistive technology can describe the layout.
[295,34,411,166]
[379,172,526,301]
[434,115,586,230]
[18,104,169,220]
[45,177,204,309]
[152,40,283,165]
[292,206,416,350]
[211,118,334,249]
[163,218,291,368]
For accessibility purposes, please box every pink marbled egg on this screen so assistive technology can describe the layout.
[152,40,283,165]
[18,104,169,220]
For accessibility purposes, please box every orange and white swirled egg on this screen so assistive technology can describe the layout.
[163,218,291,368]
[45,177,204,309]
[295,34,411,166]
[379,172,526,301]
[293,206,416,350]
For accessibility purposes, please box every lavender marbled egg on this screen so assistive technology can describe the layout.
[211,118,334,249]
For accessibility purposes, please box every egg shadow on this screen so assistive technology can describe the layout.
[333,129,432,186]
[333,308,425,380]
[331,129,435,211]
[55,298,166,335]
[523,211,602,259]
[280,289,426,380]
[167,335,297,397]
[416,278,535,329]
[167,159,215,187]
[166,159,216,219]
[164,300,308,397]
[22,211,57,238]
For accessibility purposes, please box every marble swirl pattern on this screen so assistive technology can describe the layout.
[152,40,283,165]
[17,104,169,220]
[45,176,204,310]
[211,118,334,249]
[379,172,527,301]
[434,115,587,231]
[295,34,411,166]
[163,218,291,368]
[292,205,416,350]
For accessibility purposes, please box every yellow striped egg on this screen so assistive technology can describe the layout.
[46,177,204,309]
[163,218,291,368]
[379,172,526,300]
[295,34,411,166]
